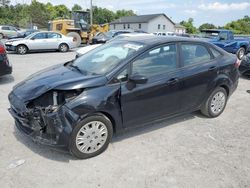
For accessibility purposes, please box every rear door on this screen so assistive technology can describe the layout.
[179,42,218,111]
[120,43,183,127]
[46,32,62,49]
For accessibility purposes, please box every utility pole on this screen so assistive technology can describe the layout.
[90,0,93,25]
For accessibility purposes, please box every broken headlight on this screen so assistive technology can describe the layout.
[28,89,83,112]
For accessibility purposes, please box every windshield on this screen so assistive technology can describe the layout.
[25,32,39,39]
[105,31,116,38]
[201,31,219,39]
[73,41,144,75]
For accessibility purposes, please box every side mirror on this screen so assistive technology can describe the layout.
[31,38,35,40]
[129,75,148,84]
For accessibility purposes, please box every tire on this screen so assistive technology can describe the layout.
[67,32,81,47]
[69,114,113,159]
[58,43,69,52]
[17,45,28,55]
[0,33,4,39]
[201,87,228,118]
[236,47,246,60]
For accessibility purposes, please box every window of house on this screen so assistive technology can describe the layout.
[128,24,130,29]
[181,43,212,66]
[132,44,177,78]
[123,24,126,29]
[139,24,141,29]
[114,24,116,30]
[158,24,161,30]
[163,25,166,30]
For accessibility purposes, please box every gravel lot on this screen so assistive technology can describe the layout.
[0,50,250,188]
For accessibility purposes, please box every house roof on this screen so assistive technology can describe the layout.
[110,13,175,25]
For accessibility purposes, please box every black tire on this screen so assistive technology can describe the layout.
[201,87,228,118]
[69,114,113,159]
[16,45,28,55]
[67,32,81,47]
[236,47,246,60]
[58,43,69,52]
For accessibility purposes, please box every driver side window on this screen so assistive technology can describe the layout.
[132,44,177,78]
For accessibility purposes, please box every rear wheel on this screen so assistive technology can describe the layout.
[201,87,228,118]
[59,43,69,52]
[236,47,245,60]
[67,32,81,47]
[17,45,28,55]
[70,114,113,159]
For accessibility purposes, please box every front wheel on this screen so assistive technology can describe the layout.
[69,114,113,159]
[236,47,246,60]
[17,45,28,55]
[201,87,228,118]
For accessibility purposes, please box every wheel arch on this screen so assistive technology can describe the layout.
[17,44,29,50]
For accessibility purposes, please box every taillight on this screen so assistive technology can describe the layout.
[235,58,241,68]
[0,45,5,54]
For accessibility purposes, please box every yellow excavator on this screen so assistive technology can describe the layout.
[49,10,109,46]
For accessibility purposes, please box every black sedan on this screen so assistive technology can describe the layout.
[0,41,12,77]
[239,55,250,76]
[8,36,239,159]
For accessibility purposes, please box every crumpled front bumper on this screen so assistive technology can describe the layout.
[8,93,80,150]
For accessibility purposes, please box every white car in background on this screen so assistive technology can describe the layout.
[76,33,153,58]
[5,31,76,55]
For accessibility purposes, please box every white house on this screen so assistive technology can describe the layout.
[109,13,185,34]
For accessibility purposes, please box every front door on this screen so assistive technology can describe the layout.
[120,43,183,127]
[28,33,48,50]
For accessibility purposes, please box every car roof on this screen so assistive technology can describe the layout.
[117,35,207,46]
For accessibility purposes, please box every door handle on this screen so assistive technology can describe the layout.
[208,66,217,71]
[166,78,179,85]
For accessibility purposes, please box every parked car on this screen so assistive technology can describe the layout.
[76,33,154,58]
[201,29,250,60]
[8,36,239,159]
[5,31,75,54]
[8,29,39,39]
[0,41,12,77]
[91,30,132,44]
[239,55,250,76]
[0,25,21,39]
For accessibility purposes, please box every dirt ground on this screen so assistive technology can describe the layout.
[0,51,250,188]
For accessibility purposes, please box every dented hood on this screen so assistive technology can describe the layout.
[12,63,107,102]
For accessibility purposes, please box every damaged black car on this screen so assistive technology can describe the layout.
[8,36,239,159]
[239,55,250,76]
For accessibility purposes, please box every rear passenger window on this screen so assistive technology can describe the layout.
[2,27,10,30]
[181,44,212,66]
[132,44,177,77]
[209,47,222,58]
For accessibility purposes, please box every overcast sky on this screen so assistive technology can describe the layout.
[10,0,250,27]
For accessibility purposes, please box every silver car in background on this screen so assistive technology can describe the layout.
[5,31,76,54]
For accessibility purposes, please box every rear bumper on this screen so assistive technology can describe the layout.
[0,63,12,76]
[239,62,250,76]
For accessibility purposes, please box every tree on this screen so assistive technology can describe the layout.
[72,4,82,11]
[0,0,10,6]
[224,15,250,34]
[180,18,197,34]
[29,0,50,28]
[115,9,136,19]
[92,6,115,24]
[199,23,216,31]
